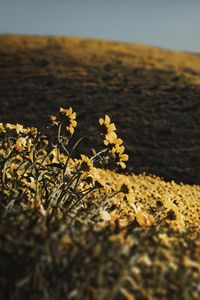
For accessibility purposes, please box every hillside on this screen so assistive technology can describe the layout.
[0,35,200,299]
[0,34,200,184]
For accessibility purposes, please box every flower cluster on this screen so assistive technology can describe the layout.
[50,107,77,136]
[99,115,128,169]
[0,123,39,158]
[78,154,94,179]
[99,115,116,137]
[0,107,131,222]
[2,123,38,136]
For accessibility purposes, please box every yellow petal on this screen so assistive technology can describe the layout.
[115,145,125,154]
[71,120,77,127]
[118,161,126,169]
[99,118,104,125]
[70,112,76,119]
[59,107,65,113]
[105,115,110,124]
[109,123,116,131]
[67,107,73,115]
[121,154,129,161]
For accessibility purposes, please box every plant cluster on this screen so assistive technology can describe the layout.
[0,107,129,219]
[0,108,199,300]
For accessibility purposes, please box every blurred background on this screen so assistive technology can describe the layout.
[0,0,199,53]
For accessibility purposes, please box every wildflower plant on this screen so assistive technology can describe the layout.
[0,108,129,222]
[99,114,128,169]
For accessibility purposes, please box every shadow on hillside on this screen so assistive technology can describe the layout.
[0,46,199,184]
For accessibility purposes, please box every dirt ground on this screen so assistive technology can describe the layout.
[0,35,199,184]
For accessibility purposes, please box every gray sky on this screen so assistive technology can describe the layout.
[0,0,200,53]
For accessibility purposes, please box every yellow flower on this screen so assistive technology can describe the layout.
[59,107,77,136]
[79,154,93,179]
[111,144,129,169]
[60,107,76,120]
[163,197,185,231]
[120,183,130,195]
[166,209,177,220]
[104,133,123,149]
[94,177,105,189]
[15,137,27,152]
[99,115,116,136]
[15,123,24,134]
[6,123,17,131]
[5,123,24,134]
[23,126,38,137]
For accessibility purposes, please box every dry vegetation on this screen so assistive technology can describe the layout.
[0,35,200,299]
[0,107,199,300]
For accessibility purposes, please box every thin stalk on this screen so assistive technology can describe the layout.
[63,129,97,175]
[90,148,107,162]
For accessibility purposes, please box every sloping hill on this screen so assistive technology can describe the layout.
[0,35,200,184]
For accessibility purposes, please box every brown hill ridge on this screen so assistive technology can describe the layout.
[0,35,200,184]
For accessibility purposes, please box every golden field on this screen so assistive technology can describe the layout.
[0,35,199,299]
